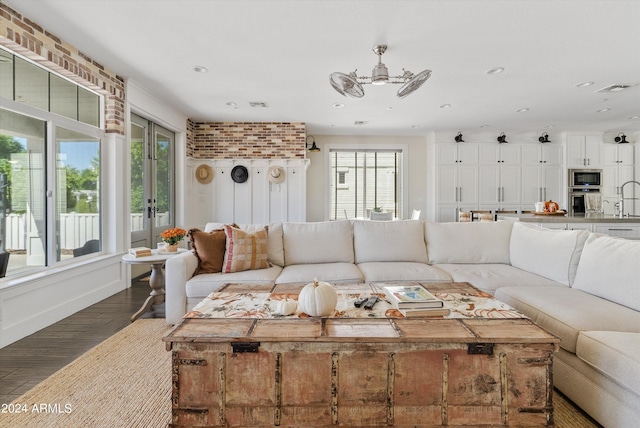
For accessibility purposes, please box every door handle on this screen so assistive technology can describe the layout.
[147,206,152,219]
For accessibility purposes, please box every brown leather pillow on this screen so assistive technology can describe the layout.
[188,228,226,274]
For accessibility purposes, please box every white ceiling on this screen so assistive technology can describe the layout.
[5,0,640,137]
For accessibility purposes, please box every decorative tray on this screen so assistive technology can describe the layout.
[533,211,567,216]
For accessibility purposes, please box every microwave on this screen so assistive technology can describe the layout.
[569,169,602,187]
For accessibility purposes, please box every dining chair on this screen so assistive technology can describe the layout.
[411,209,421,220]
[369,211,394,221]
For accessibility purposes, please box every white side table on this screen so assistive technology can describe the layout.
[122,248,187,321]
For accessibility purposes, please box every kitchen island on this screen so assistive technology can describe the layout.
[497,213,640,239]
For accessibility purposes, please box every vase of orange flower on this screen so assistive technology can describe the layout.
[160,227,186,252]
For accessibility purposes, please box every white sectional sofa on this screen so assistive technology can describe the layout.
[165,219,640,427]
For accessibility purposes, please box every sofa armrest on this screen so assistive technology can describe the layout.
[165,250,199,324]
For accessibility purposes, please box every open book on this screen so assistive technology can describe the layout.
[382,284,444,309]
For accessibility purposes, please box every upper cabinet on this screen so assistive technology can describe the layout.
[602,143,634,166]
[478,144,520,165]
[437,143,478,165]
[521,144,563,166]
[566,135,602,167]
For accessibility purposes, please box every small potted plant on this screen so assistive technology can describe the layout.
[159,227,187,252]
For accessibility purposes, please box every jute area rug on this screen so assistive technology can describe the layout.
[3,319,599,428]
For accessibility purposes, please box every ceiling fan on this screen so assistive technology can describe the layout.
[329,45,432,99]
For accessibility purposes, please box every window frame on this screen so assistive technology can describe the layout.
[324,142,409,221]
[0,62,105,278]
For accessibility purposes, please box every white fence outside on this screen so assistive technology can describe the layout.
[4,213,101,251]
[4,212,171,251]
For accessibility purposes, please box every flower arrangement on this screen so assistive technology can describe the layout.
[160,228,187,246]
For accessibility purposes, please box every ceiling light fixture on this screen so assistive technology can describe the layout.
[597,108,611,113]
[497,132,508,144]
[486,67,504,75]
[575,81,594,87]
[516,108,530,113]
[332,103,344,108]
[628,115,640,120]
[538,132,551,143]
[614,132,629,144]
[329,45,432,99]
[306,135,321,152]
[440,103,452,109]
[193,66,208,73]
[454,132,465,143]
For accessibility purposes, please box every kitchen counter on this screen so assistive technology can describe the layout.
[497,213,640,223]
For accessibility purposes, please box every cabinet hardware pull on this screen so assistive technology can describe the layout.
[608,228,633,232]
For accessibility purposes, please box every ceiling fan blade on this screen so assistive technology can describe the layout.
[329,72,365,99]
[396,69,431,99]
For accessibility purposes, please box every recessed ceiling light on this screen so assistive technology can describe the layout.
[545,124,556,128]
[516,108,530,113]
[629,115,640,120]
[485,67,504,75]
[226,102,237,107]
[440,103,452,109]
[411,125,420,128]
[597,108,611,113]
[386,106,393,110]
[575,81,594,87]
[193,66,208,73]
[480,124,490,128]
[333,103,344,108]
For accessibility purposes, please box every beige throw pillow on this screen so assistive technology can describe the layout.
[222,225,270,273]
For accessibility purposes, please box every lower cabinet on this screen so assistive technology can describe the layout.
[594,224,640,239]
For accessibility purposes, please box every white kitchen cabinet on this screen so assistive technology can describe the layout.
[437,143,478,165]
[521,144,562,166]
[436,144,479,221]
[521,164,563,207]
[602,144,635,216]
[478,144,520,165]
[566,135,602,167]
[594,224,640,239]
[603,143,634,166]
[479,165,521,206]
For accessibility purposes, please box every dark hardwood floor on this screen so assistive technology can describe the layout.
[0,276,157,404]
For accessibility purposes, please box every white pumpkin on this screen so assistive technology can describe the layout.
[298,278,337,317]
[276,298,298,316]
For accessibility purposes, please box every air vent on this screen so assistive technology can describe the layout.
[249,101,269,108]
[596,84,631,93]
[354,121,369,125]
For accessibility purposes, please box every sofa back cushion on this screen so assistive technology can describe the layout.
[283,220,354,265]
[353,220,427,263]
[573,233,640,311]
[205,222,284,267]
[509,222,589,286]
[425,221,512,264]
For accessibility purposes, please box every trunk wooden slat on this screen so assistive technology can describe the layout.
[164,283,559,427]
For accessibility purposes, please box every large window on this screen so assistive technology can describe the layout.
[330,149,403,220]
[0,48,103,278]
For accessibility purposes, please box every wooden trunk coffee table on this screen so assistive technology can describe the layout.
[164,282,559,427]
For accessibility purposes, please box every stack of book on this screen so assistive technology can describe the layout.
[128,247,152,258]
[382,283,450,318]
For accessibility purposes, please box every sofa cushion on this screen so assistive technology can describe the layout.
[509,222,588,286]
[205,222,284,267]
[434,263,565,295]
[222,225,270,273]
[353,220,427,263]
[576,331,640,396]
[573,234,640,312]
[188,228,226,274]
[357,262,451,283]
[496,286,640,353]
[276,263,363,284]
[425,221,512,264]
[185,265,282,298]
[283,220,354,265]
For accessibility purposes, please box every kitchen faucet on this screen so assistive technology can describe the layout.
[618,180,640,218]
